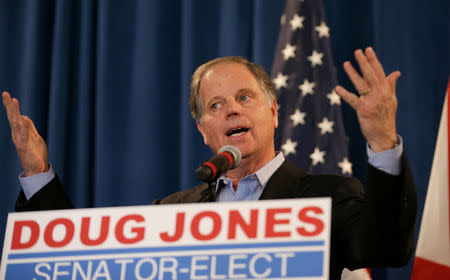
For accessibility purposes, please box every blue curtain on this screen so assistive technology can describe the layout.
[0,0,448,279]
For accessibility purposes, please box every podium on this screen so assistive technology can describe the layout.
[1,198,331,279]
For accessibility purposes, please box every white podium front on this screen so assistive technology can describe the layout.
[1,198,331,280]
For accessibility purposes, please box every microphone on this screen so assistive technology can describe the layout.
[195,145,242,182]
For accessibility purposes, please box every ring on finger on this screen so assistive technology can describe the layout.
[358,88,371,96]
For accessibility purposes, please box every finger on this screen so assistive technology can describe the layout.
[354,49,379,87]
[23,116,39,135]
[365,47,386,82]
[3,95,22,137]
[11,98,23,134]
[2,91,11,107]
[3,92,16,123]
[19,115,29,143]
[335,85,360,110]
[343,61,370,93]
[386,71,401,92]
[9,98,21,125]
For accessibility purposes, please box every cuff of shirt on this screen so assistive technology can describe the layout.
[19,164,56,200]
[367,135,403,176]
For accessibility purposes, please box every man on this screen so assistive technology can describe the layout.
[2,48,417,279]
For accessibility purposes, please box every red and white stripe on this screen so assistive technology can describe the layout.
[411,79,450,279]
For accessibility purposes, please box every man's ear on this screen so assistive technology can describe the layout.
[271,99,279,128]
[196,121,208,145]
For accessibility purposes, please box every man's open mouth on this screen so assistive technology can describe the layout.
[226,127,249,137]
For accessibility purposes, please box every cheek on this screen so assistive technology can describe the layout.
[202,122,223,142]
[256,108,275,124]
[254,109,276,136]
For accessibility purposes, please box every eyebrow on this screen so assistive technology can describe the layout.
[237,88,257,95]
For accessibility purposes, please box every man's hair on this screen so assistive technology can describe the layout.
[190,56,277,123]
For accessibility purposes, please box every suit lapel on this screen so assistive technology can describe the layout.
[259,160,311,200]
[198,159,311,203]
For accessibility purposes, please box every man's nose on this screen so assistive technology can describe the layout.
[226,99,242,119]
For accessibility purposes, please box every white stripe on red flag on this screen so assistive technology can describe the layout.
[411,78,450,279]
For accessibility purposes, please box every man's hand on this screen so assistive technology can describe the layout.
[2,91,49,176]
[335,47,400,153]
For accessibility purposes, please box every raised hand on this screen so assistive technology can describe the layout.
[2,91,49,176]
[335,47,400,153]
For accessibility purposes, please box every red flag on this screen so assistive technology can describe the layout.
[411,79,450,279]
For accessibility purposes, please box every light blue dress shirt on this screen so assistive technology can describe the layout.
[215,151,285,202]
[215,136,404,202]
[20,137,404,201]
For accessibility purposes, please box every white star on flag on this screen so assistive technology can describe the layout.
[317,117,335,135]
[307,50,324,67]
[310,147,325,166]
[327,90,341,105]
[315,21,330,38]
[290,14,304,31]
[281,138,298,156]
[298,79,316,96]
[338,157,353,175]
[290,109,306,126]
[272,73,288,90]
[282,43,297,60]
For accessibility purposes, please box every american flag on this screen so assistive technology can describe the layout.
[271,0,371,279]
[271,0,352,176]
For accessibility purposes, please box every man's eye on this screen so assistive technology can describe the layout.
[211,103,220,110]
[240,95,250,102]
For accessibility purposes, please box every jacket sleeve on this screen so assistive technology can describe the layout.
[15,175,74,211]
[335,153,417,269]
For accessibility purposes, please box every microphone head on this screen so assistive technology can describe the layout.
[218,145,242,169]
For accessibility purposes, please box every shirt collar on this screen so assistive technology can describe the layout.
[215,152,285,193]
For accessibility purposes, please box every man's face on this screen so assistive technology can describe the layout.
[196,62,278,163]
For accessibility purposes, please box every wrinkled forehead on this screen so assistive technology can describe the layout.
[199,62,262,101]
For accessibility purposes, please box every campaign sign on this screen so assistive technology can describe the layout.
[1,198,331,280]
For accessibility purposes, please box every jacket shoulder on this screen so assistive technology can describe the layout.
[153,183,211,204]
[261,159,362,200]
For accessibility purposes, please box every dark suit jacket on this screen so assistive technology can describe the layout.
[16,154,417,280]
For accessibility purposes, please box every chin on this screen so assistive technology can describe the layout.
[234,145,254,159]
